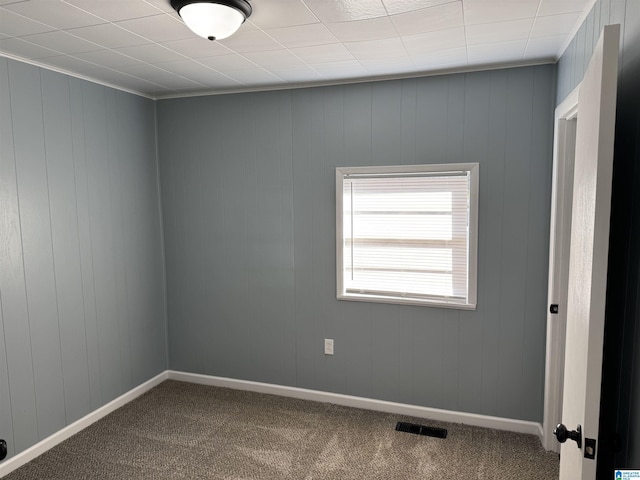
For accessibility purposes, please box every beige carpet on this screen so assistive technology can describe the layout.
[4,380,559,479]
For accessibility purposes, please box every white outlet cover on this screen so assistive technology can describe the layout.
[324,339,334,355]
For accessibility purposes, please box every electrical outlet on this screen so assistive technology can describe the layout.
[324,338,334,355]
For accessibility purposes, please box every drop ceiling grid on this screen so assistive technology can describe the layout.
[0,0,595,98]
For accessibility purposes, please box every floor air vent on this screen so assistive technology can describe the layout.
[395,422,447,439]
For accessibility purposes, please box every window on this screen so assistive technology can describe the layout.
[336,163,478,309]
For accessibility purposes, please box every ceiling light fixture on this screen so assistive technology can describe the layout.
[170,0,252,41]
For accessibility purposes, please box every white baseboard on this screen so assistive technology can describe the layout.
[0,369,544,477]
[0,371,168,478]
[168,370,544,439]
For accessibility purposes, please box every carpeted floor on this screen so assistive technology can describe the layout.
[4,380,559,479]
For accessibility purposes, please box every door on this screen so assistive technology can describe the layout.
[556,24,619,480]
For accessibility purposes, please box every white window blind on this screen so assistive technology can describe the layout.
[336,164,478,309]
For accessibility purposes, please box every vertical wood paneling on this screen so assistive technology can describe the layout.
[0,57,166,459]
[255,92,293,386]
[240,95,262,380]
[585,8,596,68]
[106,88,133,392]
[416,76,448,162]
[522,66,555,421]
[575,22,588,85]
[82,82,123,402]
[496,68,534,419]
[400,79,417,165]
[10,62,66,439]
[412,308,444,408]
[158,99,190,372]
[318,86,345,392]
[158,65,556,423]
[340,84,374,399]
[41,70,91,424]
[480,70,508,416]
[69,77,102,409]
[458,70,491,414]
[290,88,316,390]
[0,296,15,458]
[277,90,297,388]
[0,58,38,453]
[592,1,601,52]
[309,87,330,394]
[220,94,252,380]
[0,61,19,454]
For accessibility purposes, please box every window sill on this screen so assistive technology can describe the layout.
[337,292,476,310]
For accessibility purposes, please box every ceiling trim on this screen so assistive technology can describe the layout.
[1,51,556,102]
[0,52,155,100]
[154,58,557,100]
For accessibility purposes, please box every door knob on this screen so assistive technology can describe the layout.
[554,423,582,448]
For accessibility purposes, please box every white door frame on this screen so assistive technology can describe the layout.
[542,86,579,452]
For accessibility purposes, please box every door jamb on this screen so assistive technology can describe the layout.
[543,85,579,452]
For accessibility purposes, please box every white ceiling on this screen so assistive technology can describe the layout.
[0,0,594,99]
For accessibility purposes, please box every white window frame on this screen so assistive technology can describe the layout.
[336,163,478,309]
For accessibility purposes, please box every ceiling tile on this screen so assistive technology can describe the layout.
[530,12,582,38]
[303,0,387,22]
[465,18,534,45]
[309,60,368,78]
[467,39,527,64]
[345,37,409,61]
[243,49,307,68]
[115,43,185,64]
[197,54,258,71]
[81,66,170,93]
[20,31,103,54]
[402,26,466,54]
[524,34,566,58]
[224,68,282,86]
[326,16,397,42]
[38,54,97,72]
[249,0,319,29]
[382,0,459,15]
[538,0,591,16]
[153,59,233,85]
[289,43,355,64]
[360,57,416,75]
[2,0,104,29]
[0,37,60,59]
[463,0,539,25]
[389,1,463,36]
[219,30,285,53]
[140,0,174,14]
[124,63,205,89]
[73,49,143,69]
[159,37,233,58]
[63,0,164,22]
[66,23,150,49]
[409,46,467,68]
[266,23,339,48]
[116,13,192,43]
[268,65,326,83]
[0,9,56,37]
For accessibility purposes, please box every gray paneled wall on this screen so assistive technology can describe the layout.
[157,64,556,423]
[556,0,640,469]
[0,58,167,459]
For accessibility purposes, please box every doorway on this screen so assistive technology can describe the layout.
[543,88,578,453]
